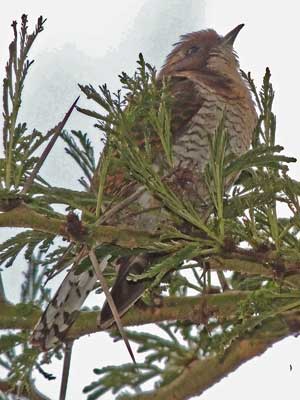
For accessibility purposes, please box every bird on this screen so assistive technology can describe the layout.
[31,24,257,350]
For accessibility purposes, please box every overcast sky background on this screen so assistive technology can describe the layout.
[1,1,300,399]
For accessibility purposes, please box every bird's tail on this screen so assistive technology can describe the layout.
[31,265,98,350]
[31,254,152,350]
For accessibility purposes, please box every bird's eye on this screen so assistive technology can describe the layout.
[186,46,199,56]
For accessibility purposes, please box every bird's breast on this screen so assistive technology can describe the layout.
[173,80,257,169]
[102,77,257,228]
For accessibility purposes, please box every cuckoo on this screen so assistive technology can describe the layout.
[31,24,257,350]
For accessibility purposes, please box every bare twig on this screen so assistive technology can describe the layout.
[98,186,146,224]
[21,96,80,195]
[89,249,136,364]
[0,273,6,302]
[217,271,230,291]
[59,340,74,400]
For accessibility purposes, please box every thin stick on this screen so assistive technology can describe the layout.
[217,271,230,292]
[98,186,146,224]
[0,273,6,302]
[59,340,74,400]
[95,143,112,219]
[89,249,136,364]
[21,96,80,195]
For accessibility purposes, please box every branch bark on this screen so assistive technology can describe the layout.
[0,291,298,340]
[210,254,300,288]
[0,205,160,249]
[1,206,300,286]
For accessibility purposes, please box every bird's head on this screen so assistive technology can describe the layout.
[158,24,245,82]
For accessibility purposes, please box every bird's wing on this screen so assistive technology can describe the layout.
[167,75,204,139]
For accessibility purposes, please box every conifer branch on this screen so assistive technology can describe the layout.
[119,313,299,400]
[0,205,162,249]
[2,291,300,338]
[2,15,46,189]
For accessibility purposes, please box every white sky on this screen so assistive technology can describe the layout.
[1,1,300,399]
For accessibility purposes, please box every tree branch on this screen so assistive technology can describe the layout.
[1,289,300,399]
[210,254,300,288]
[1,291,297,340]
[0,292,249,335]
[2,206,300,285]
[0,205,160,249]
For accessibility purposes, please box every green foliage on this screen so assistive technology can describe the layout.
[0,16,95,215]
[61,130,96,190]
[0,230,54,269]
[2,14,47,190]
[83,324,196,399]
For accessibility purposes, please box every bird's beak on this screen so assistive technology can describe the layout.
[222,24,245,46]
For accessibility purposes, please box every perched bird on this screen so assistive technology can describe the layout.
[31,24,257,350]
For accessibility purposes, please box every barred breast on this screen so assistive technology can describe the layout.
[173,80,257,169]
